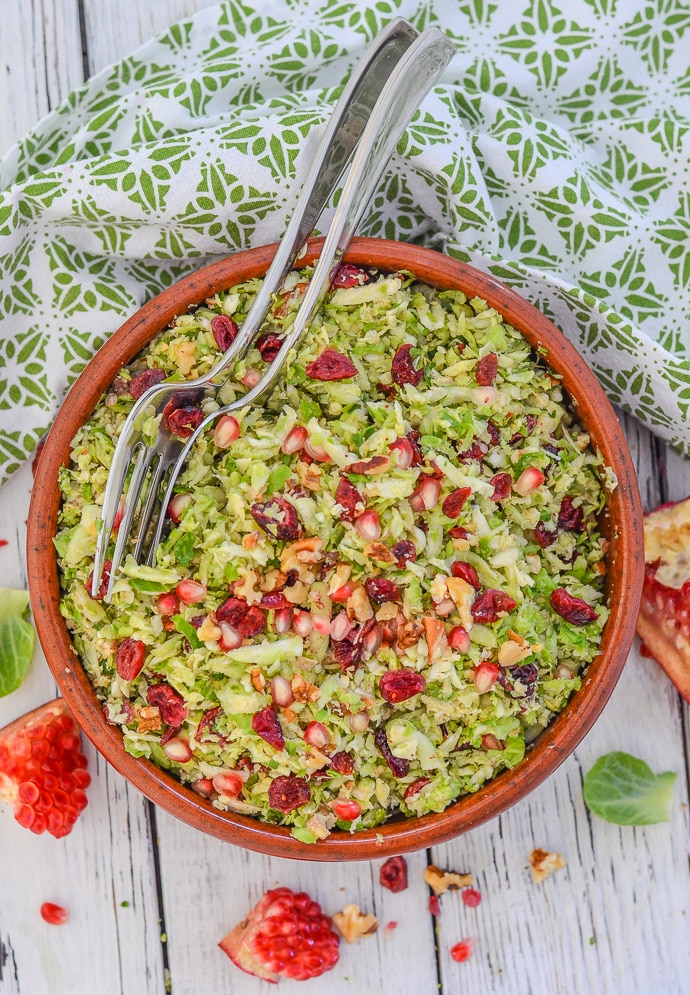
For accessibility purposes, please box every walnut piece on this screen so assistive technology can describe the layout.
[333,904,379,943]
[424,864,474,895]
[136,706,162,733]
[529,848,567,883]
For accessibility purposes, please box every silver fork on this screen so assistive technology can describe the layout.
[94,21,455,601]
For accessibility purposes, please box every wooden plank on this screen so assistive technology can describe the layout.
[432,416,690,993]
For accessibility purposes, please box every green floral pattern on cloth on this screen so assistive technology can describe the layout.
[1,0,690,480]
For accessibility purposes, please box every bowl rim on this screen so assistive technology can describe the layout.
[26,236,644,859]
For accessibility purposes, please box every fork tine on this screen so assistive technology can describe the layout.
[132,448,179,565]
[91,441,135,597]
[104,442,156,601]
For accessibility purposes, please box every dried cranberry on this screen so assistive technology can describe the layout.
[391,540,416,568]
[558,495,584,532]
[216,597,266,638]
[365,577,402,605]
[380,855,408,893]
[256,332,283,363]
[146,683,187,727]
[406,430,425,466]
[448,526,469,540]
[305,348,357,381]
[486,421,501,446]
[404,777,430,801]
[329,751,355,774]
[195,706,223,741]
[459,439,486,462]
[251,707,285,750]
[489,472,512,501]
[267,774,310,813]
[110,376,130,396]
[379,669,426,704]
[451,560,481,590]
[335,477,365,522]
[498,663,538,698]
[376,382,397,400]
[471,589,517,623]
[258,591,291,610]
[550,587,598,625]
[391,344,423,387]
[442,487,472,519]
[374,727,410,777]
[211,314,239,351]
[115,637,146,681]
[331,263,369,288]
[86,558,112,601]
[534,522,557,547]
[526,414,538,434]
[331,620,376,672]
[162,391,205,438]
[129,367,167,399]
[251,496,300,541]
[429,895,440,916]
[476,352,498,385]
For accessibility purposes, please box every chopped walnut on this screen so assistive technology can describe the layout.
[333,904,379,943]
[530,848,566,883]
[395,618,423,652]
[250,668,266,692]
[305,747,330,770]
[445,576,474,631]
[346,585,374,622]
[283,579,309,604]
[430,575,448,604]
[280,539,321,585]
[296,461,323,491]
[364,541,397,564]
[422,616,447,662]
[233,567,261,605]
[291,673,320,703]
[241,531,261,551]
[136,706,162,733]
[424,864,474,895]
[260,568,287,592]
[327,562,352,595]
[376,602,400,621]
[498,640,533,666]
[196,614,221,642]
[306,812,334,840]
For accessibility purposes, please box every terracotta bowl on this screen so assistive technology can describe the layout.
[26,237,644,860]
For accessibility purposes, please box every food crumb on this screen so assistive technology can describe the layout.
[333,904,378,943]
[529,848,567,883]
[450,938,475,962]
[424,864,474,895]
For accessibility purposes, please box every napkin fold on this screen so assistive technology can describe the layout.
[1,0,690,482]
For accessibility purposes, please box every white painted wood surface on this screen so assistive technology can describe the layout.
[1,3,689,994]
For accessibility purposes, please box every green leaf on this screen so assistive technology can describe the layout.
[0,590,36,697]
[172,615,202,650]
[266,463,292,496]
[174,532,197,567]
[583,752,676,825]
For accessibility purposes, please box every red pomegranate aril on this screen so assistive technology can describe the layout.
[349,711,370,732]
[473,662,500,693]
[389,437,414,469]
[218,622,243,651]
[355,509,381,540]
[213,415,241,449]
[241,368,261,388]
[272,607,293,634]
[270,675,294,708]
[303,721,330,748]
[162,737,192,763]
[331,580,357,603]
[514,465,545,496]
[450,938,475,963]
[191,777,215,798]
[154,592,179,616]
[462,888,482,908]
[448,626,471,653]
[331,798,362,821]
[167,492,191,522]
[281,425,308,454]
[293,610,314,636]
[331,612,352,641]
[312,614,333,636]
[175,580,207,607]
[304,438,331,462]
[363,623,383,655]
[435,597,456,617]
[40,902,69,926]
[212,771,245,797]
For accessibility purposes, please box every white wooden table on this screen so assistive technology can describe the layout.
[1,4,689,993]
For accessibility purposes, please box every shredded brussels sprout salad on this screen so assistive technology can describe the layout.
[56,263,612,842]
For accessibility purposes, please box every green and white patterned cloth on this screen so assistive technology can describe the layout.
[1,0,690,481]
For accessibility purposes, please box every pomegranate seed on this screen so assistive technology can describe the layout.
[450,938,475,962]
[270,676,294,708]
[462,888,481,908]
[355,509,381,540]
[293,610,314,636]
[429,895,440,916]
[218,621,243,650]
[272,607,293,634]
[331,612,352,641]
[363,623,383,655]
[281,426,308,454]
[331,798,362,821]
[312,614,333,636]
[473,386,498,406]
[40,902,68,926]
[212,771,245,797]
[162,737,192,763]
[304,438,331,462]
[241,368,261,388]
[213,415,241,449]
[348,711,370,732]
[473,662,499,693]
[154,592,179,616]
[419,476,441,510]
[435,597,456,616]
[167,492,191,522]
[176,579,207,604]
[389,437,414,469]
[514,466,545,496]
[112,496,125,532]
[331,580,357,603]
[481,733,503,751]
[191,777,215,798]
[303,721,329,748]
[448,626,470,652]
